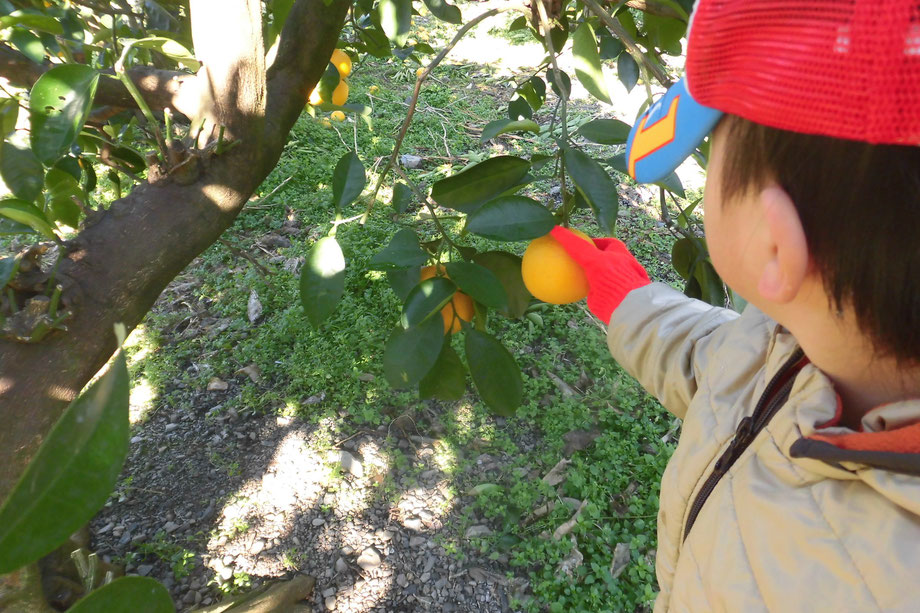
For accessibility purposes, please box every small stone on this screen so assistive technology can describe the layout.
[130,436,143,444]
[217,535,228,547]
[163,521,179,533]
[357,546,382,571]
[322,587,336,598]
[222,555,234,566]
[403,517,423,532]
[408,536,426,548]
[312,518,326,527]
[396,573,408,588]
[250,538,265,554]
[164,423,179,432]
[333,450,364,478]
[335,557,348,573]
[400,154,423,169]
[464,525,492,538]
[136,564,154,577]
[293,536,302,547]
[207,377,229,391]
[97,522,114,534]
[219,566,233,581]
[182,591,196,604]
[375,529,394,542]
[325,596,336,610]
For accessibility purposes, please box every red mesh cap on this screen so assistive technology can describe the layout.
[686,0,920,145]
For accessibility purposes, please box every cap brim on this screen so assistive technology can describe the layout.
[625,78,721,184]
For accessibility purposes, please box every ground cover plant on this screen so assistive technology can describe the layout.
[0,0,716,610]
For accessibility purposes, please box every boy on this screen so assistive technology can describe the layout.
[551,0,920,610]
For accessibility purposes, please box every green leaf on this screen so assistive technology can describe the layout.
[391,181,413,213]
[44,167,83,228]
[508,97,532,121]
[517,76,546,111]
[656,170,685,198]
[387,267,418,301]
[29,64,99,165]
[0,349,129,574]
[0,142,43,201]
[431,156,531,213]
[547,68,571,99]
[0,11,63,34]
[598,31,625,60]
[331,152,366,211]
[379,0,411,46]
[420,342,466,401]
[670,237,696,280]
[464,329,522,416]
[299,237,346,327]
[128,36,200,70]
[444,262,507,309]
[676,196,701,229]
[358,28,391,58]
[644,13,686,56]
[508,15,528,31]
[563,148,619,235]
[422,0,461,24]
[401,277,456,328]
[67,577,173,613]
[471,251,531,318]
[383,315,445,388]
[268,0,295,46]
[695,259,725,307]
[369,228,428,269]
[0,97,19,137]
[617,53,639,92]
[9,27,44,63]
[465,196,555,242]
[577,118,631,145]
[0,198,55,238]
[480,119,540,143]
[572,21,612,104]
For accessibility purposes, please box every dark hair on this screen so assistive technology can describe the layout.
[718,114,920,364]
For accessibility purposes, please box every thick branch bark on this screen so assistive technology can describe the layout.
[0,44,198,117]
[0,0,349,503]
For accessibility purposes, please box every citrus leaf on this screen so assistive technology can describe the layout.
[480,119,540,143]
[128,36,200,70]
[29,64,99,165]
[563,148,619,235]
[444,261,507,309]
[508,97,532,121]
[0,198,55,238]
[387,267,418,301]
[617,53,639,92]
[299,236,346,327]
[0,11,63,34]
[572,21,611,104]
[401,277,456,328]
[670,236,696,281]
[358,27,391,58]
[547,68,571,99]
[598,31,624,60]
[67,576,173,613]
[0,254,20,287]
[383,316,444,388]
[422,0,461,24]
[431,156,531,213]
[392,181,413,213]
[656,170,685,198]
[471,251,531,318]
[517,76,546,112]
[465,196,555,242]
[379,0,411,46]
[9,27,44,63]
[369,228,428,269]
[695,259,725,307]
[0,142,43,201]
[44,167,83,228]
[332,151,366,211]
[0,349,129,574]
[576,118,631,145]
[420,342,466,401]
[464,329,522,417]
[0,97,19,137]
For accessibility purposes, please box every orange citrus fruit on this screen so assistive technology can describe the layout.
[330,49,352,78]
[308,87,323,105]
[330,110,346,122]
[369,85,380,94]
[331,80,349,106]
[521,229,592,304]
[420,265,474,334]
[416,67,426,79]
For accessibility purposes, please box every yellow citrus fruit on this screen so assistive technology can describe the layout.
[420,265,474,334]
[369,85,380,94]
[416,67,426,79]
[521,229,592,304]
[308,87,323,105]
[320,119,332,128]
[330,49,352,78]
[330,110,346,122]
[331,80,349,106]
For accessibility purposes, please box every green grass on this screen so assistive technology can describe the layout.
[123,15,696,611]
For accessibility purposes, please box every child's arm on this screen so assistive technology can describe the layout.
[551,226,739,419]
[607,283,737,419]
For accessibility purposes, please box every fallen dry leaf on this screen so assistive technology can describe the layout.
[236,364,261,384]
[247,289,263,323]
[542,458,571,486]
[207,377,228,391]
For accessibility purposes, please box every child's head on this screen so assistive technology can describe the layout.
[705,115,920,363]
[625,0,920,364]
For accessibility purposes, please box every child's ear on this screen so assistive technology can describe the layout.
[756,186,809,303]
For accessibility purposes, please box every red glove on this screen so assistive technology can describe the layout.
[550,226,651,324]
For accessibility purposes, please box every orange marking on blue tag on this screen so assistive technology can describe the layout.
[628,96,680,178]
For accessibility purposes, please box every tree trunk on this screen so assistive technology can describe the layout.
[0,0,350,504]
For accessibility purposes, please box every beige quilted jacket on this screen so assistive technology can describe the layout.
[607,283,920,613]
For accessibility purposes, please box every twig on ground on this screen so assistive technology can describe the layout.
[217,238,273,278]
